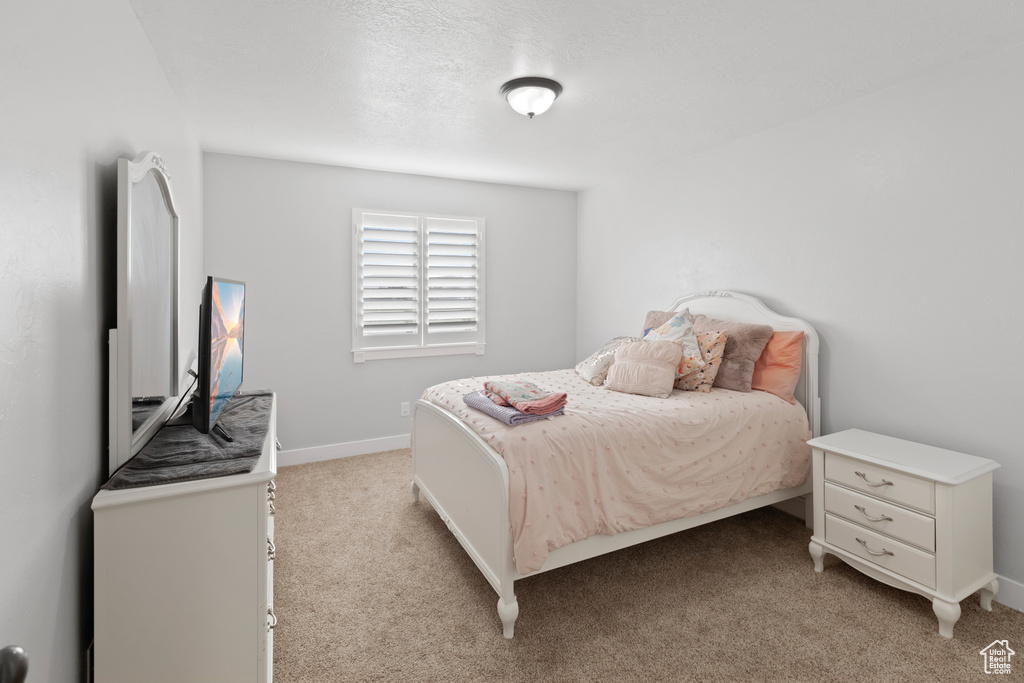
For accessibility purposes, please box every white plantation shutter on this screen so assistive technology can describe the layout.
[353,209,484,361]
[357,212,420,345]
[425,217,480,345]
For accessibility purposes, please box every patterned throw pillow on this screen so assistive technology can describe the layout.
[642,309,706,374]
[676,331,728,393]
[642,310,675,337]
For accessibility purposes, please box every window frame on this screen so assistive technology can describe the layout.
[351,208,486,363]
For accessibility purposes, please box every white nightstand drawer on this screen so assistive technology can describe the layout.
[823,482,935,552]
[825,452,934,514]
[826,514,936,589]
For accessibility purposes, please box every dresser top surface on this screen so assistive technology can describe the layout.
[807,428,999,485]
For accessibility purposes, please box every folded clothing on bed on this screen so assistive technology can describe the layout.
[463,390,565,426]
[482,379,567,415]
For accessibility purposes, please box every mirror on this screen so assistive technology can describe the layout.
[109,151,180,476]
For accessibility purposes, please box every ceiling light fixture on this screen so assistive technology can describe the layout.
[500,77,562,119]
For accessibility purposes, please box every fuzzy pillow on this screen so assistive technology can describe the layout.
[691,315,774,392]
[604,340,683,399]
[676,330,728,392]
[574,336,643,386]
[642,309,705,374]
[751,331,804,404]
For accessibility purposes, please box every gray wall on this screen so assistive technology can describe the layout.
[0,1,204,680]
[577,43,1024,588]
[203,154,577,450]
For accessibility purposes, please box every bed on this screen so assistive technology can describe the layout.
[411,290,820,638]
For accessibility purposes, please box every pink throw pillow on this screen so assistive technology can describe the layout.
[751,331,804,404]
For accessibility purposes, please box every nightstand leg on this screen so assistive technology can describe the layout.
[808,540,824,573]
[411,480,420,503]
[932,598,961,638]
[980,579,999,611]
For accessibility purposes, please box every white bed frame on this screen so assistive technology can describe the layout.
[411,291,820,638]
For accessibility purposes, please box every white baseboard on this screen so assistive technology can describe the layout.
[996,574,1024,613]
[278,434,411,467]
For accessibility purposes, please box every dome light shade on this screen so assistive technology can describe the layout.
[501,77,562,118]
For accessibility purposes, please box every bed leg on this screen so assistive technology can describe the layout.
[497,597,519,639]
[410,480,420,503]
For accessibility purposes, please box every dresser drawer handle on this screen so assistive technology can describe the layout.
[269,500,276,516]
[854,504,893,523]
[856,537,894,557]
[267,608,277,631]
[268,538,276,561]
[854,471,893,488]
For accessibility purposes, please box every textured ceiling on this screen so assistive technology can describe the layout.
[129,0,1024,191]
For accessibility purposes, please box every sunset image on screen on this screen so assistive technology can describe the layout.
[208,280,244,427]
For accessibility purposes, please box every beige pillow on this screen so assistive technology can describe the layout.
[691,315,774,392]
[604,340,683,399]
[575,336,643,385]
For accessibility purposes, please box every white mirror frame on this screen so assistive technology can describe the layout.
[108,151,181,476]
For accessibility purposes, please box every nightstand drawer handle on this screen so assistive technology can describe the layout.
[267,608,277,631]
[854,504,893,523]
[856,537,894,557]
[854,471,893,488]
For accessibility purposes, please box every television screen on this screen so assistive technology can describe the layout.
[194,276,245,435]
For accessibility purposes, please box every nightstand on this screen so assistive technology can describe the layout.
[807,429,1000,638]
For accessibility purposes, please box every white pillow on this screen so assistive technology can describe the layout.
[575,336,642,385]
[604,340,683,399]
[642,308,706,375]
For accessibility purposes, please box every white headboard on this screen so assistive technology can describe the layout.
[667,290,820,438]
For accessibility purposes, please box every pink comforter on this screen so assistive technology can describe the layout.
[422,368,811,575]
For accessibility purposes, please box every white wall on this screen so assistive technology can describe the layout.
[204,154,577,451]
[577,42,1024,588]
[0,2,203,680]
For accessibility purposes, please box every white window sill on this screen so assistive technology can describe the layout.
[352,343,485,363]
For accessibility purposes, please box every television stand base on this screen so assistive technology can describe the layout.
[213,422,234,442]
[165,396,241,442]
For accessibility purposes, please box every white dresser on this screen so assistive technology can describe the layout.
[93,396,277,682]
[807,429,999,638]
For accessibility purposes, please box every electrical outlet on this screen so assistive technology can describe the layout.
[400,402,410,417]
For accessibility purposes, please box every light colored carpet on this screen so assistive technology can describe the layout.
[272,449,1023,682]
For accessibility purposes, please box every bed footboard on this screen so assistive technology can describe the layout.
[411,399,520,638]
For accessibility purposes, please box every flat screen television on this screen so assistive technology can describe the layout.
[193,276,245,438]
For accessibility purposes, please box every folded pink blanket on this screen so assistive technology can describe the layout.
[483,379,567,415]
[485,391,512,407]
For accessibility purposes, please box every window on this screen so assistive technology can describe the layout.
[352,209,485,362]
